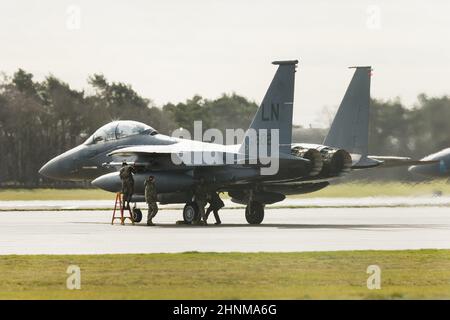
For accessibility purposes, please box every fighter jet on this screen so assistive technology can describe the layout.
[409,148,450,178]
[39,60,429,224]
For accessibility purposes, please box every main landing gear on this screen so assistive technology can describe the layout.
[134,199,265,225]
[182,200,265,225]
[245,201,265,225]
[183,201,264,224]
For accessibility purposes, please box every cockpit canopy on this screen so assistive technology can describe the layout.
[84,121,157,144]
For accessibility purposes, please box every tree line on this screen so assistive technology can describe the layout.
[0,69,448,186]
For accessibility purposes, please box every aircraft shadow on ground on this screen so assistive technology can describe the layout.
[71,221,448,231]
[147,223,448,231]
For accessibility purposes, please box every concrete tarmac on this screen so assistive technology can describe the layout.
[1,206,449,254]
[2,196,450,210]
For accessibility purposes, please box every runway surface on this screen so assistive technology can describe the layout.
[1,196,450,210]
[1,206,449,254]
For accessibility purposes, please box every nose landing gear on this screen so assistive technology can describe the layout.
[131,205,143,223]
[183,202,201,224]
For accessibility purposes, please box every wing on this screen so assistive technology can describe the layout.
[109,140,239,156]
[106,141,242,167]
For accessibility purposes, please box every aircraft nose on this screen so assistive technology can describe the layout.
[39,145,86,180]
[39,158,63,179]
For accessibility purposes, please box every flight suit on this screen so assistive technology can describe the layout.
[119,165,136,208]
[145,178,158,225]
[205,192,224,224]
[194,183,208,223]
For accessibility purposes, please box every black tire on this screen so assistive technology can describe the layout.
[132,208,143,223]
[245,201,264,224]
[183,202,200,224]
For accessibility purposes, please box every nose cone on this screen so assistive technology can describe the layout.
[39,145,84,180]
[39,157,64,179]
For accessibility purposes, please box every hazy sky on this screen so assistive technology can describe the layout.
[1,0,449,127]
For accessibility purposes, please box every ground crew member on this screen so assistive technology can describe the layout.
[119,162,136,210]
[144,176,158,226]
[194,179,208,224]
[205,192,224,225]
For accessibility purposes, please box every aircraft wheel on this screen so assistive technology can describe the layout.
[183,202,200,224]
[245,201,264,224]
[132,208,143,223]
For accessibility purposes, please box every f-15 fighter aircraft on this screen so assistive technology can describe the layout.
[39,61,429,224]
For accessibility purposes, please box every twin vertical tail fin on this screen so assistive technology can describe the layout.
[323,66,372,157]
[239,60,297,156]
[239,63,372,167]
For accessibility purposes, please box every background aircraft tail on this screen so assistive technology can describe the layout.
[323,66,372,157]
[239,60,297,156]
